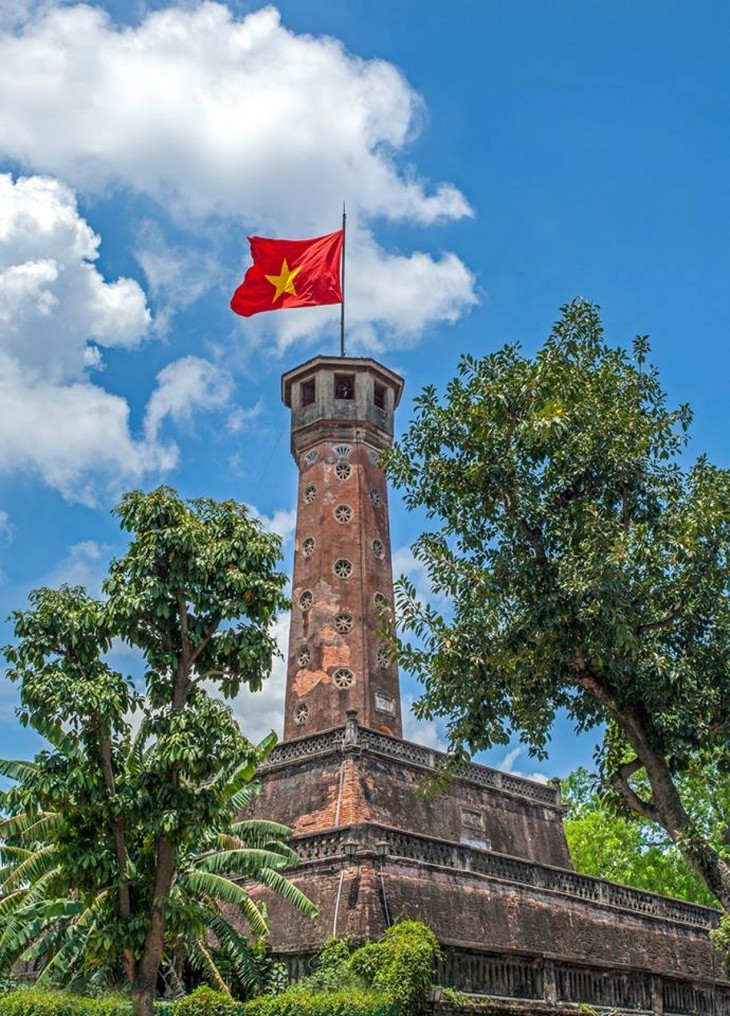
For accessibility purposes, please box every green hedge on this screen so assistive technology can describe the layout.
[243,990,395,1016]
[0,989,394,1016]
[0,993,130,1016]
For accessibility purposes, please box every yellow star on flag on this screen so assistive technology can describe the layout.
[265,259,303,303]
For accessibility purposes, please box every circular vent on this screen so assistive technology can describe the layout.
[303,484,317,504]
[332,444,352,458]
[333,559,353,579]
[372,539,385,559]
[334,505,353,525]
[299,590,313,610]
[294,703,309,726]
[334,612,354,634]
[302,537,315,558]
[377,646,390,669]
[297,646,311,668]
[370,489,383,508]
[332,668,355,689]
[335,461,352,481]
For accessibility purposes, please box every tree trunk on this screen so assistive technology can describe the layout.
[576,652,730,912]
[131,982,156,1016]
[130,836,176,1016]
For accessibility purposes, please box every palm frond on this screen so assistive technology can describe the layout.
[0,759,39,783]
[193,848,289,877]
[254,867,318,919]
[1,843,57,893]
[0,810,60,841]
[204,912,263,994]
[182,872,268,937]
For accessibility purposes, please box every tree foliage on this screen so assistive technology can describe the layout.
[387,299,730,912]
[561,768,717,906]
[0,488,313,1015]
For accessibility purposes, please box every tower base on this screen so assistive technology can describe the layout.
[243,716,730,1013]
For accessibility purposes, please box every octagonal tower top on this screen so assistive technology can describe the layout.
[281,356,404,455]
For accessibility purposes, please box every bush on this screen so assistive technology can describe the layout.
[244,990,394,1016]
[366,922,441,1016]
[173,987,239,1016]
[0,992,130,1016]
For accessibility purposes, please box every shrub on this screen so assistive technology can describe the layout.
[366,921,441,1016]
[244,990,394,1016]
[173,987,239,1016]
[0,992,130,1016]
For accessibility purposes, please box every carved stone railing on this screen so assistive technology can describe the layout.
[291,823,720,931]
[276,946,730,1014]
[264,727,344,767]
[261,719,560,808]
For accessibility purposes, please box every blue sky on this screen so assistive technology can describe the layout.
[1,0,729,782]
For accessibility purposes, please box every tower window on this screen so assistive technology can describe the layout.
[294,702,309,726]
[335,461,352,481]
[334,374,355,400]
[374,382,387,410]
[301,377,316,407]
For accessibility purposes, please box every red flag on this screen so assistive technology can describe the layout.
[230,230,343,317]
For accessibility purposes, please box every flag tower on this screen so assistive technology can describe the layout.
[281,356,404,741]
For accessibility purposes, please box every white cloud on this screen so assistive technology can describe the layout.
[41,540,110,595]
[231,613,289,742]
[134,220,221,333]
[0,511,13,541]
[0,173,150,381]
[251,229,478,355]
[0,4,477,349]
[248,505,297,547]
[402,695,447,751]
[496,746,550,785]
[144,355,234,442]
[0,174,243,501]
[0,350,175,503]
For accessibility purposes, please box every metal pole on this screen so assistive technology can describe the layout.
[340,202,346,357]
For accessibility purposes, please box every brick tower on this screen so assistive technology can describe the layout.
[281,356,404,741]
[241,352,728,1014]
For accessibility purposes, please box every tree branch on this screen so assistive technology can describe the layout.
[609,757,661,823]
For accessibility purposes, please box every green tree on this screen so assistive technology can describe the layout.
[387,299,730,912]
[0,487,314,1015]
[561,768,717,906]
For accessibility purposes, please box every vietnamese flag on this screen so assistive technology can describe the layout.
[230,229,344,317]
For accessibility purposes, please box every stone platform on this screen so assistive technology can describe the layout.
[243,714,730,1014]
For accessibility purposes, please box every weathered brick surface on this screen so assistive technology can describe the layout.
[242,854,724,979]
[248,743,570,867]
[282,357,404,741]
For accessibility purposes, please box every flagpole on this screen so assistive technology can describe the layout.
[340,202,346,357]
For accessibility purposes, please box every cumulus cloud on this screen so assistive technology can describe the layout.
[144,355,234,442]
[0,173,150,381]
[0,174,242,501]
[248,505,297,546]
[0,3,477,348]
